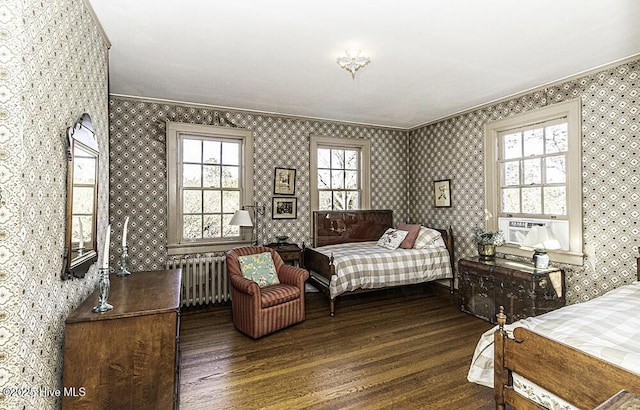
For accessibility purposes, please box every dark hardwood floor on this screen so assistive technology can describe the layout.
[179,284,495,409]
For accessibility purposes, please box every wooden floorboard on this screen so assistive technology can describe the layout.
[179,284,495,409]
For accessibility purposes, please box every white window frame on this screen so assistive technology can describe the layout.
[484,99,583,265]
[167,122,254,255]
[310,135,371,211]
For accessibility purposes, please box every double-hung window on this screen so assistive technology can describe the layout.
[167,122,253,254]
[310,135,370,211]
[484,99,583,265]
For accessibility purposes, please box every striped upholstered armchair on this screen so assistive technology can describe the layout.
[226,246,309,338]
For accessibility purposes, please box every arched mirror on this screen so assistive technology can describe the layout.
[62,113,99,279]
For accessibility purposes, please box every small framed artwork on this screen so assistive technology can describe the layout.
[273,167,296,195]
[434,179,452,208]
[272,197,297,219]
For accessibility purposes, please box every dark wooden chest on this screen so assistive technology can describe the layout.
[458,257,565,324]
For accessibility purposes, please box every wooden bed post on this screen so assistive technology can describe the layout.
[494,306,507,410]
[329,253,335,316]
[447,226,455,293]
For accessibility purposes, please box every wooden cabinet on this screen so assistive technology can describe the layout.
[458,257,565,324]
[265,242,303,266]
[62,269,181,409]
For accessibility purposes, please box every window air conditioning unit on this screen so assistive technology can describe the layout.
[500,219,548,244]
[498,218,569,251]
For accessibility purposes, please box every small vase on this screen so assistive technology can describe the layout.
[533,250,549,269]
[478,244,496,260]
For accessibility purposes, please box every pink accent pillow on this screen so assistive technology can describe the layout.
[397,222,421,249]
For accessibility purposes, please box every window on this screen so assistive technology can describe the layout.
[484,99,583,265]
[310,135,370,211]
[167,122,253,254]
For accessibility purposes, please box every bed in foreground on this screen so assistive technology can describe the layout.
[468,257,640,409]
[303,210,454,316]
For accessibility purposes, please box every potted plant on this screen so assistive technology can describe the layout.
[475,227,505,259]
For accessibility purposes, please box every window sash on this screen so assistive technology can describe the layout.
[167,122,253,255]
[317,146,362,210]
[309,135,371,212]
[483,99,583,265]
[178,136,242,242]
[497,118,569,220]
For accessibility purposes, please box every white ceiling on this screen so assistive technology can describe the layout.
[89,0,640,129]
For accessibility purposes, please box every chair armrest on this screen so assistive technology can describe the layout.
[278,265,309,288]
[230,274,259,295]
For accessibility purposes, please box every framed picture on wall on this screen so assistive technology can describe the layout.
[273,167,296,195]
[434,179,451,208]
[272,197,297,219]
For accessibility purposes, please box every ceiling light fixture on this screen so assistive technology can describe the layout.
[336,49,370,79]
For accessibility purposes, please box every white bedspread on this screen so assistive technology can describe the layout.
[467,281,640,389]
[311,241,452,299]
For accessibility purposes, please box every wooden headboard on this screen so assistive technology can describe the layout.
[312,210,393,247]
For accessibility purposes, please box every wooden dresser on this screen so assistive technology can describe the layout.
[458,257,565,324]
[62,269,181,409]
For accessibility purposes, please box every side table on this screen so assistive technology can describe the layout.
[265,242,303,267]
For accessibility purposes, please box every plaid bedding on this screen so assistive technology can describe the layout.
[467,281,640,390]
[311,241,452,299]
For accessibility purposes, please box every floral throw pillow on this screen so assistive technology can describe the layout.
[238,252,280,287]
[377,228,409,250]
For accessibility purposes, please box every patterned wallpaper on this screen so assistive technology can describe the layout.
[109,98,409,272]
[0,0,633,406]
[0,0,109,408]
[110,58,639,305]
[410,58,639,305]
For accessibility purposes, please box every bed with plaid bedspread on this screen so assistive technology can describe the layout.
[468,281,640,409]
[311,241,453,300]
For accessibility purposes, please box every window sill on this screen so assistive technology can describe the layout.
[167,240,254,256]
[497,244,585,266]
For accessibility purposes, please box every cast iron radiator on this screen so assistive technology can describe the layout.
[166,254,229,307]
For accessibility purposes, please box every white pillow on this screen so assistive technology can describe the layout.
[413,227,443,249]
[421,236,447,249]
[377,228,409,250]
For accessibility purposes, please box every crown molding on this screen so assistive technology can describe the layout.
[110,93,409,131]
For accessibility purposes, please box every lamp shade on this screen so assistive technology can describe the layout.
[229,210,253,227]
[522,225,562,250]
